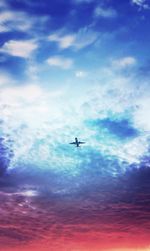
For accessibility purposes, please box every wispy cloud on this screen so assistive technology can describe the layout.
[74,27,98,49]
[0,10,33,33]
[111,56,137,69]
[47,56,73,69]
[0,7,50,35]
[48,27,98,50]
[94,6,117,18]
[131,0,150,9]
[0,40,38,58]
[48,34,76,49]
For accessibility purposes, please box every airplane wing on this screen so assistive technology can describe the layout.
[79,141,85,144]
[69,142,76,144]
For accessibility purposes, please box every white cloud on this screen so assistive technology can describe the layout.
[48,34,76,49]
[94,6,117,18]
[0,9,50,34]
[47,56,73,69]
[0,11,13,32]
[134,97,150,131]
[48,27,98,50]
[0,40,38,58]
[0,10,33,33]
[132,0,150,9]
[0,11,16,22]
[0,11,13,23]
[0,84,43,105]
[18,190,38,197]
[112,56,136,69]
[75,70,87,78]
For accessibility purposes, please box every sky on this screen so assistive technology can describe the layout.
[0,0,150,250]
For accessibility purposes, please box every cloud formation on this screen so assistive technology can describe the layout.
[111,56,136,69]
[94,6,117,18]
[0,40,38,58]
[132,0,150,9]
[0,10,33,33]
[0,68,149,176]
[48,33,76,49]
[0,1,150,250]
[48,27,98,50]
[47,56,73,69]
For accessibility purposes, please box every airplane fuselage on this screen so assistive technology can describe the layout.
[75,137,80,147]
[70,137,85,147]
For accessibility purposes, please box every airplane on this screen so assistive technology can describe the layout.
[69,137,85,147]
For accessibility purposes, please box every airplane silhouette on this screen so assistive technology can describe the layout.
[70,137,85,147]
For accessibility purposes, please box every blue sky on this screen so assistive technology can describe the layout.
[0,1,150,250]
[0,0,150,174]
[0,0,150,85]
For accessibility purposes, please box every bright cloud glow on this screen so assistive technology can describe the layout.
[0,84,43,104]
[47,56,73,69]
[19,190,38,197]
[75,70,87,78]
[0,40,38,58]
